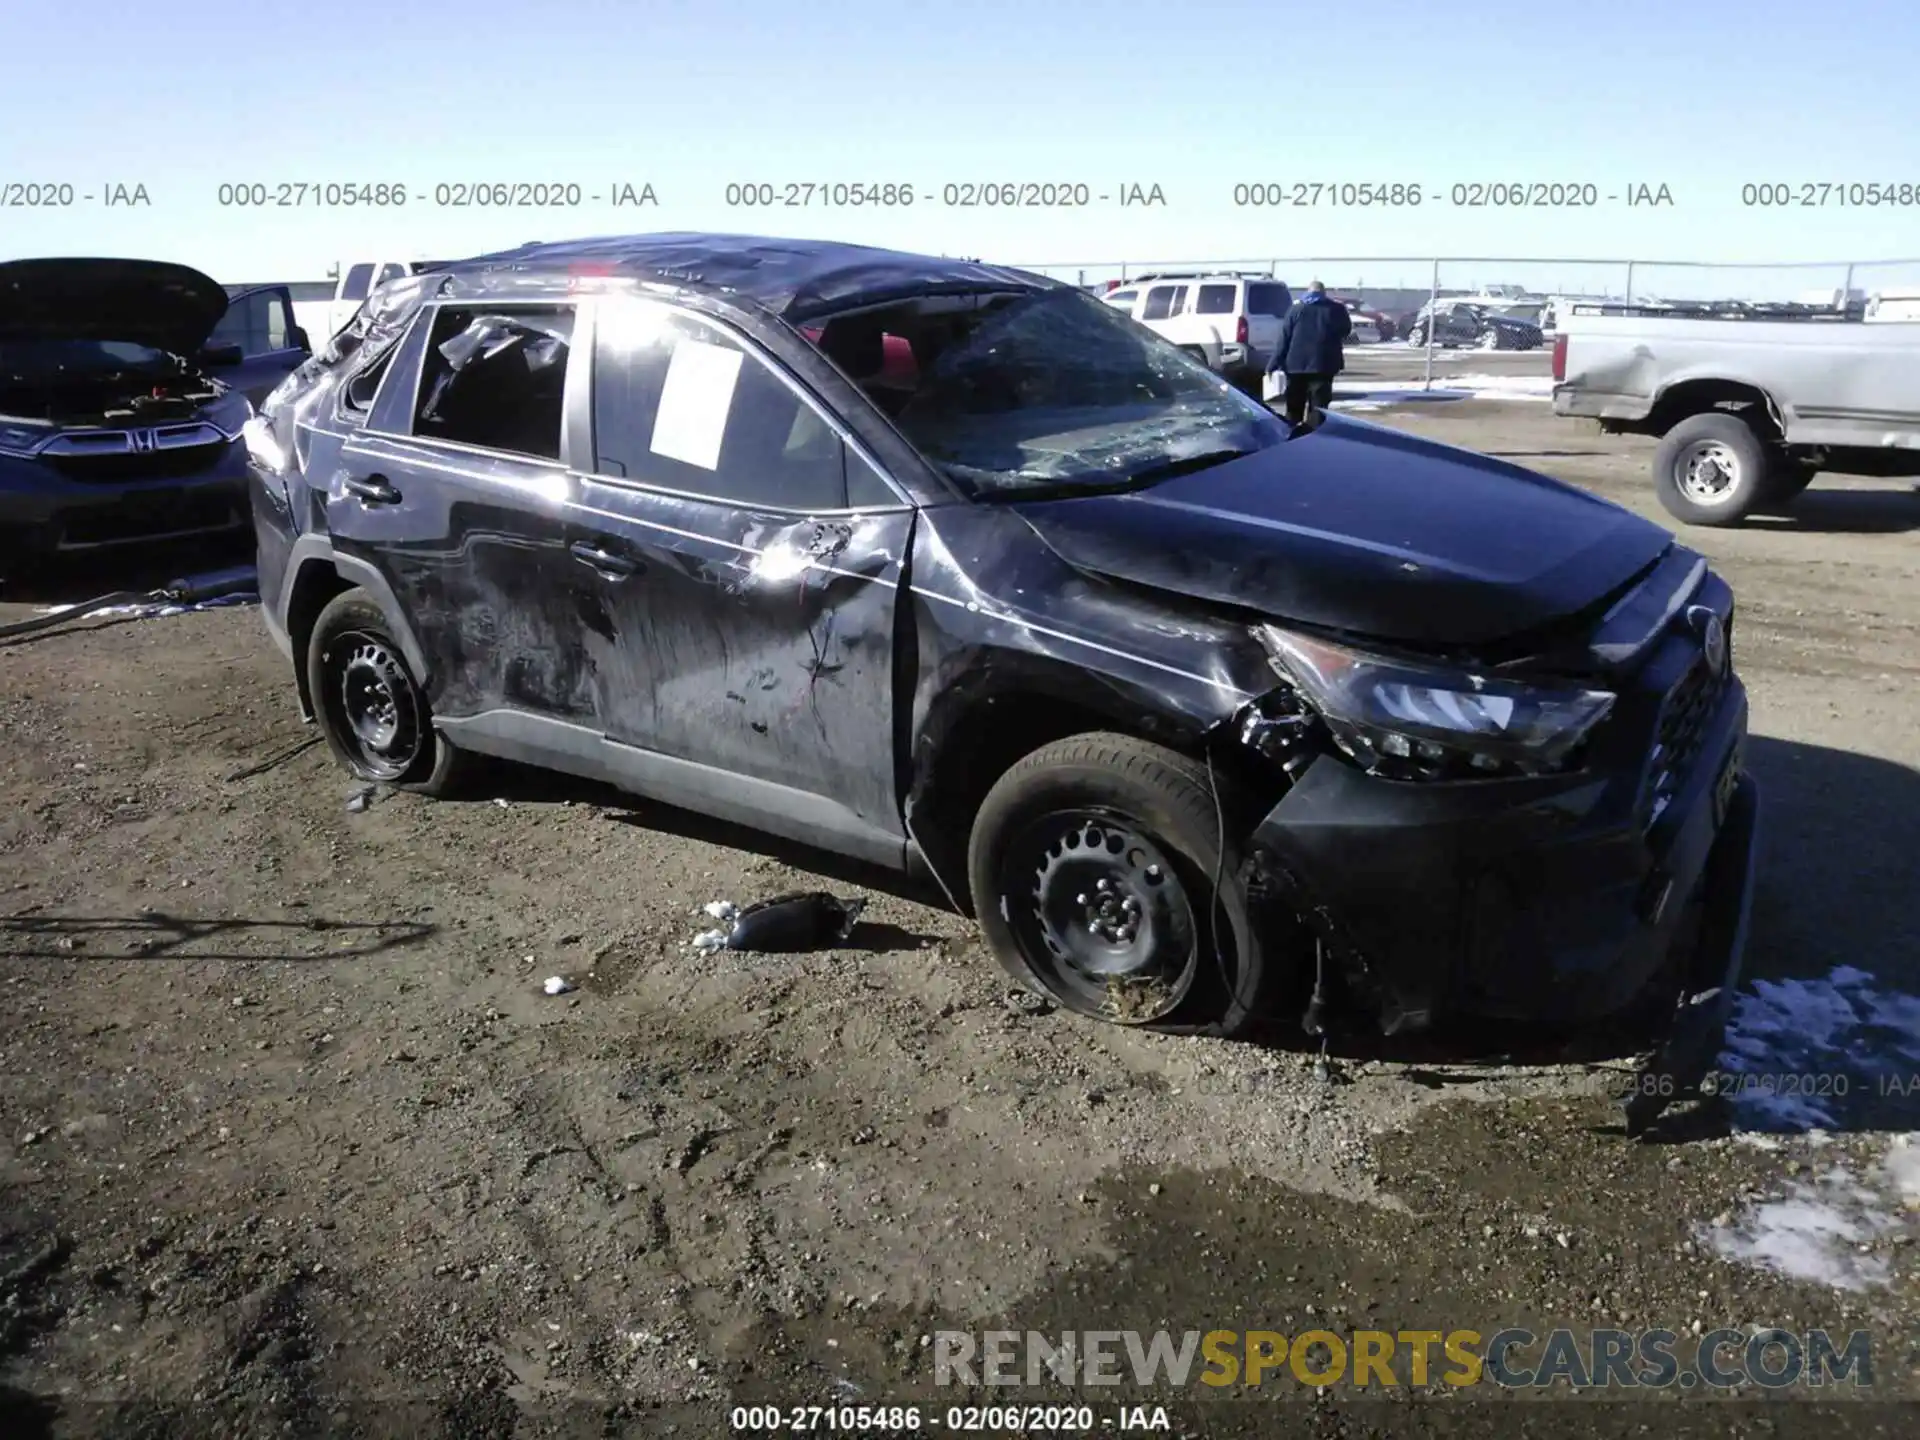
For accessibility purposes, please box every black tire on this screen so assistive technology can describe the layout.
[1405,325,1426,347]
[966,732,1293,1038]
[1652,413,1772,526]
[306,588,468,795]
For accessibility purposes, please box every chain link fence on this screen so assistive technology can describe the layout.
[1009,255,1920,391]
[1012,255,1920,304]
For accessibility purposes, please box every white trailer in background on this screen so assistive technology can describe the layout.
[1867,290,1920,322]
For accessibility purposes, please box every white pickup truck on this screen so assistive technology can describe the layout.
[1551,303,1920,525]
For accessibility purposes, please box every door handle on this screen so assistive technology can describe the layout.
[569,539,640,579]
[343,473,401,505]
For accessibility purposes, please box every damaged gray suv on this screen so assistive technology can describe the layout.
[245,234,1759,1131]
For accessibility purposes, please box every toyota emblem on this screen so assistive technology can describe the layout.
[1688,605,1727,675]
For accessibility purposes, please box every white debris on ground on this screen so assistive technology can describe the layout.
[542,976,574,996]
[35,594,258,620]
[1698,966,1920,1291]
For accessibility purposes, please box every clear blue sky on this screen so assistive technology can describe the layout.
[5,0,1918,294]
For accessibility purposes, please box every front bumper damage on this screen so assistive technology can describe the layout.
[1236,629,1760,1138]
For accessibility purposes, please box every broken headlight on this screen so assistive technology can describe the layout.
[1253,624,1615,780]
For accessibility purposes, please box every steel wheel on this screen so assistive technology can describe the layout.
[998,808,1199,1023]
[1676,440,1744,507]
[323,630,426,781]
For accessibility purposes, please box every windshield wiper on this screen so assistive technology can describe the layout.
[972,447,1258,502]
[1119,447,1259,485]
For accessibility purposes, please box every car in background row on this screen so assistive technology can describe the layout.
[1102,273,1290,393]
[0,257,312,583]
[1330,296,1392,343]
[1404,300,1545,351]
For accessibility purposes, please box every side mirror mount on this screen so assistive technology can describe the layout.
[199,341,245,366]
[291,326,311,354]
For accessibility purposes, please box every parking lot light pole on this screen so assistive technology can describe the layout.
[1424,258,1439,389]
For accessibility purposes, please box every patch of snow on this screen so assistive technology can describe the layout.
[1328,375,1553,410]
[1702,1171,1895,1291]
[1717,965,1920,1130]
[1698,966,1920,1292]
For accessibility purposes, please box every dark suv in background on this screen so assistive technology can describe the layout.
[244,234,1757,1123]
[0,258,309,582]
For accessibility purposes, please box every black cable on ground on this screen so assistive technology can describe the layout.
[0,591,157,642]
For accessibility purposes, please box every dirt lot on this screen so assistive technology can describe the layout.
[4,402,1920,1437]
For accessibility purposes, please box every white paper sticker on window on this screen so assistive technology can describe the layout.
[649,338,742,471]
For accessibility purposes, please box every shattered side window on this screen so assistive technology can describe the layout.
[410,305,575,461]
[363,309,436,435]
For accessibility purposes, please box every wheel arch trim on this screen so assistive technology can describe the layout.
[281,534,432,691]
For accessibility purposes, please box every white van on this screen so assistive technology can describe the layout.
[1102,273,1292,390]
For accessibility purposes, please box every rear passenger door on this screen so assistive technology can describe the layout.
[572,294,911,848]
[328,300,598,725]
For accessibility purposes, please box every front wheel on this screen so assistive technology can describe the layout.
[967,733,1292,1037]
[1652,413,1772,526]
[1476,327,1502,350]
[307,587,470,795]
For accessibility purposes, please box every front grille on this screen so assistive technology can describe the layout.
[43,441,232,482]
[58,492,243,547]
[1643,651,1730,825]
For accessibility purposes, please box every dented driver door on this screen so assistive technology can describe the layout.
[569,295,912,857]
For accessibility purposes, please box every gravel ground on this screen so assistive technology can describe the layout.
[3,403,1918,1437]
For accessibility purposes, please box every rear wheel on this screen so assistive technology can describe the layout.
[307,588,469,795]
[1476,327,1502,350]
[1652,413,1771,526]
[967,733,1293,1038]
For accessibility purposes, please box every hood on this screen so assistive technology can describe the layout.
[0,257,230,355]
[1008,414,1672,649]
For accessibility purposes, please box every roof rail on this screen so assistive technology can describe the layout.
[1129,269,1276,283]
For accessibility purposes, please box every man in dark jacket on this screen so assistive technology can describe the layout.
[1265,280,1351,426]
